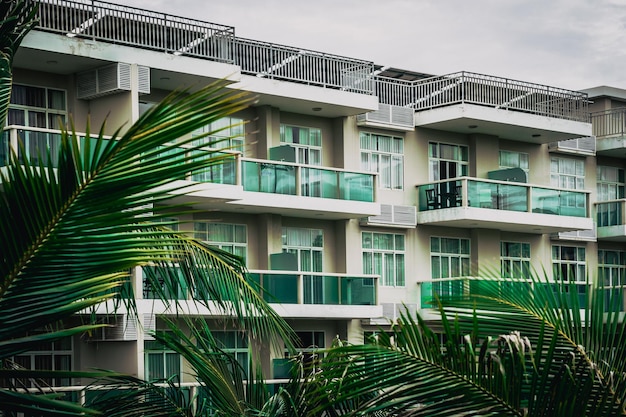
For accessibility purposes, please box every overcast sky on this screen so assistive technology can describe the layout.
[122,0,626,91]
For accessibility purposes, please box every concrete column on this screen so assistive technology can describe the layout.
[470,228,501,277]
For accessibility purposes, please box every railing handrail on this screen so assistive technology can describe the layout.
[417,176,592,195]
[4,124,114,139]
[241,156,379,177]
[595,198,626,205]
[249,269,379,280]
[591,106,626,116]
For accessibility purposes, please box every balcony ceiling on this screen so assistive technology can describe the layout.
[414,104,592,143]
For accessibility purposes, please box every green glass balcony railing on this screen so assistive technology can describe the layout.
[417,178,589,218]
[596,200,625,227]
[420,278,589,310]
[249,271,378,306]
[242,160,376,202]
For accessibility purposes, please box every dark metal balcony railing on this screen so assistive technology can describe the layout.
[591,107,626,138]
[417,178,589,218]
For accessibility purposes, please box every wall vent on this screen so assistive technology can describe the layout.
[548,136,596,155]
[361,204,417,228]
[551,229,596,242]
[357,103,415,131]
[77,63,150,100]
[87,314,138,342]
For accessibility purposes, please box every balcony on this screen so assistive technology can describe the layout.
[416,178,593,234]
[373,72,591,142]
[28,0,377,117]
[596,200,626,241]
[418,278,591,314]
[249,270,381,319]
[225,158,379,219]
[591,108,626,156]
[1,126,379,219]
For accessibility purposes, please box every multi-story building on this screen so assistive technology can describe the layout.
[4,0,624,398]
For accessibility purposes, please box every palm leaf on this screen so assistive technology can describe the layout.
[0,0,38,130]
[0,80,295,414]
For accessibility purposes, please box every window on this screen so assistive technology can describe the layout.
[550,157,584,190]
[9,336,72,388]
[598,250,626,288]
[428,142,468,181]
[362,232,405,287]
[430,237,470,297]
[194,222,247,262]
[192,116,245,152]
[360,132,404,189]
[191,117,244,184]
[8,84,67,166]
[499,150,529,174]
[598,249,626,312]
[552,245,586,284]
[597,166,625,201]
[500,241,531,279]
[282,227,323,272]
[280,124,322,165]
[145,335,181,381]
[209,331,249,377]
[286,331,325,371]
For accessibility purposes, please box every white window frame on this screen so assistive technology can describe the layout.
[194,222,248,262]
[430,237,471,297]
[360,132,404,190]
[499,150,529,174]
[597,165,625,202]
[550,156,585,190]
[428,142,469,181]
[362,232,405,287]
[144,333,182,381]
[282,227,323,273]
[12,336,73,387]
[598,249,626,288]
[280,124,322,166]
[192,116,245,153]
[500,241,531,279]
[552,245,586,284]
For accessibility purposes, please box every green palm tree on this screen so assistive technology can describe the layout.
[313,275,626,417]
[0,79,295,415]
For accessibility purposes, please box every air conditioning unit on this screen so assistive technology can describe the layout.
[87,314,138,342]
[360,204,417,228]
[77,63,150,100]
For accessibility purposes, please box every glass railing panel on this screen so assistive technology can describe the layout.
[1,130,9,165]
[418,180,462,211]
[142,266,188,300]
[532,187,586,217]
[259,273,298,304]
[339,171,375,202]
[16,129,62,168]
[467,181,527,211]
[341,276,376,305]
[597,201,623,227]
[303,275,339,304]
[300,167,336,198]
[190,150,237,185]
[242,161,296,195]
